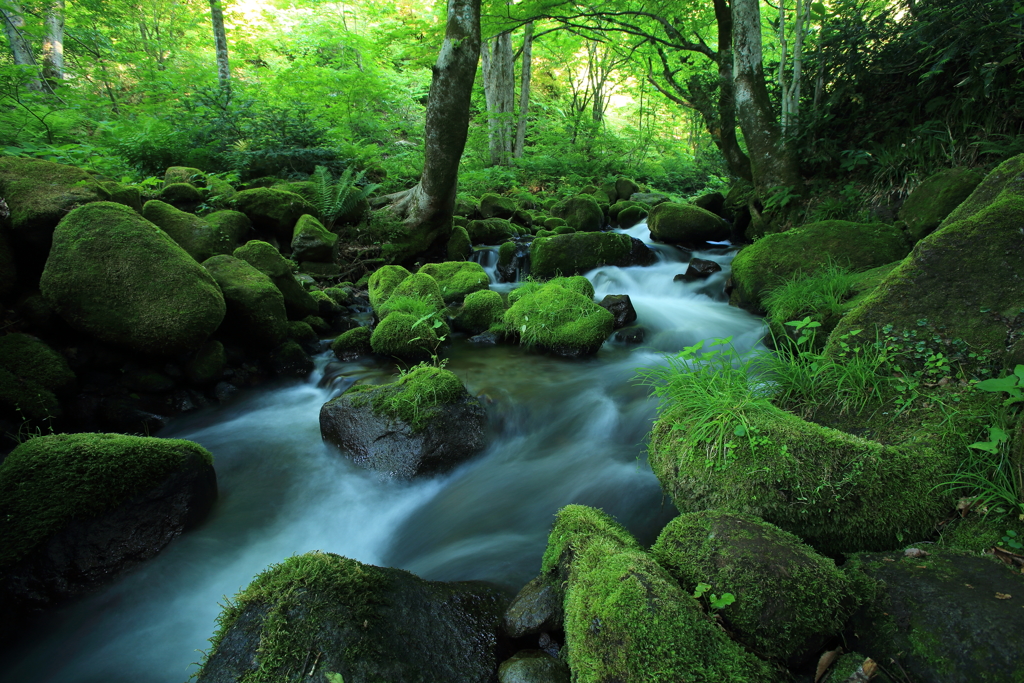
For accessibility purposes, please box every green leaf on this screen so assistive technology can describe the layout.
[326,673,345,683]
[692,582,711,599]
[976,376,1020,394]
[733,425,747,437]
[710,592,736,609]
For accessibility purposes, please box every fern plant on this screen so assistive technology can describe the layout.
[313,165,379,231]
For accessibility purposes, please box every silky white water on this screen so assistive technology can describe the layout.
[0,222,765,683]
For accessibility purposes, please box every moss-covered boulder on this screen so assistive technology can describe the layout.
[386,272,445,313]
[290,214,337,262]
[158,182,202,205]
[268,339,314,376]
[480,193,516,219]
[194,551,507,683]
[203,210,251,245]
[142,200,234,262]
[99,181,144,213]
[827,157,1024,365]
[40,202,225,356]
[730,220,912,311]
[648,402,954,554]
[503,280,613,357]
[468,217,516,245]
[899,167,983,241]
[163,166,205,186]
[331,326,372,360]
[455,195,479,217]
[551,195,604,232]
[542,216,567,230]
[530,232,655,279]
[647,202,731,245]
[230,188,314,244]
[447,225,472,261]
[367,264,412,312]
[369,310,447,361]
[0,332,75,421]
[844,546,1024,683]
[0,433,216,613]
[541,505,777,683]
[617,205,648,229]
[320,365,487,478]
[203,255,288,349]
[652,511,860,663]
[417,261,489,303]
[233,240,318,319]
[455,289,505,335]
[205,176,236,203]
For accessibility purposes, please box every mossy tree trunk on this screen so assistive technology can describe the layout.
[514,21,533,159]
[481,30,514,167]
[378,0,481,234]
[209,0,231,96]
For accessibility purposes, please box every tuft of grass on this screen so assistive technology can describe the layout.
[762,259,860,333]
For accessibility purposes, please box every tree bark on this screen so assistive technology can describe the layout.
[209,0,231,95]
[481,31,514,167]
[377,0,481,233]
[514,21,532,159]
[712,0,752,181]
[1,2,41,90]
[732,0,800,192]
[41,0,64,86]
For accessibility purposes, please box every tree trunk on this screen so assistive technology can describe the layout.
[377,0,481,233]
[514,21,532,159]
[481,31,514,167]
[209,0,231,95]
[732,0,800,193]
[712,0,752,182]
[41,0,64,87]
[1,3,41,91]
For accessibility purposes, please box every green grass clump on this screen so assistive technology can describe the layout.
[417,261,489,303]
[762,260,859,334]
[503,281,612,357]
[0,433,213,569]
[347,364,468,432]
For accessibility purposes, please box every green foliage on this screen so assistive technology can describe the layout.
[762,260,860,334]
[691,583,736,610]
[312,165,379,231]
[974,365,1024,407]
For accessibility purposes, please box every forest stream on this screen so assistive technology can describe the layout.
[0,223,766,683]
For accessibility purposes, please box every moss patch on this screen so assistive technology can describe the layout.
[142,199,235,262]
[455,289,505,335]
[203,254,288,349]
[530,232,651,278]
[417,261,489,303]
[367,264,411,313]
[899,167,983,241]
[347,364,468,432]
[233,240,291,278]
[503,281,613,357]
[331,326,372,358]
[0,333,75,394]
[551,195,603,232]
[447,225,472,261]
[648,202,730,245]
[0,433,213,569]
[290,214,337,263]
[467,218,516,245]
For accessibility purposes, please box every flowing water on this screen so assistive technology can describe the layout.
[0,222,765,683]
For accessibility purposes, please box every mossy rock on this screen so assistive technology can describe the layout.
[844,546,1024,683]
[615,177,640,202]
[651,511,861,663]
[204,210,251,246]
[0,433,216,608]
[551,194,604,232]
[0,228,17,298]
[648,402,955,555]
[0,366,60,421]
[203,255,288,349]
[194,551,507,683]
[542,216,567,229]
[938,512,1024,555]
[183,340,226,385]
[0,332,75,395]
[158,182,202,205]
[40,202,225,356]
[268,339,314,376]
[230,188,314,243]
[309,289,343,317]
[455,289,505,335]
[233,240,291,278]
[205,176,236,203]
[387,273,445,314]
[647,202,731,246]
[608,200,641,222]
[617,205,648,229]
[447,225,472,261]
[467,218,516,245]
[530,232,655,279]
[367,264,412,312]
[369,310,447,361]
[694,191,726,216]
[286,319,318,345]
[825,167,1024,367]
[142,200,234,262]
[479,193,516,219]
[290,214,337,263]
[503,281,613,357]
[899,167,983,241]
[417,261,489,303]
[331,326,372,359]
[730,220,912,312]
[541,505,778,683]
[163,166,205,186]
[99,181,143,213]
[455,195,479,217]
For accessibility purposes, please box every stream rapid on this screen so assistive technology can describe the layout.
[0,222,766,683]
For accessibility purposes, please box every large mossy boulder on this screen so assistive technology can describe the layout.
[651,511,861,664]
[899,167,983,241]
[233,240,318,319]
[142,200,236,262]
[551,194,604,232]
[844,546,1024,683]
[530,232,655,279]
[417,261,489,303]
[195,551,508,683]
[647,202,731,246]
[319,365,487,478]
[40,202,226,356]
[480,193,516,219]
[367,264,412,312]
[230,188,313,243]
[455,289,505,335]
[163,166,205,186]
[0,332,75,422]
[827,155,1024,366]
[447,225,472,261]
[540,505,778,683]
[503,280,613,357]
[290,214,337,262]
[648,402,955,555]
[158,182,202,206]
[468,217,516,245]
[203,255,288,349]
[203,210,251,245]
[730,220,912,311]
[0,433,216,615]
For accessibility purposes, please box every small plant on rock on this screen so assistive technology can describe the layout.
[313,165,379,231]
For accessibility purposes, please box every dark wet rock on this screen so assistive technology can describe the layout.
[319,365,487,479]
[845,546,1024,683]
[694,191,726,216]
[504,574,564,638]
[194,551,509,683]
[598,294,637,329]
[676,257,722,282]
[214,381,238,403]
[469,329,503,345]
[612,326,645,344]
[629,192,670,207]
[498,650,570,683]
[268,340,314,376]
